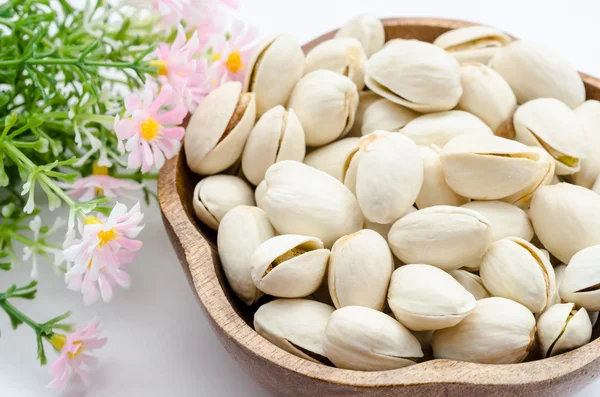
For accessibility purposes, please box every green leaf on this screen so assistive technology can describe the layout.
[44,311,71,326]
[0,263,11,271]
[8,312,23,330]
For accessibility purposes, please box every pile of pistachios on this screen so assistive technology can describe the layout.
[184,14,600,370]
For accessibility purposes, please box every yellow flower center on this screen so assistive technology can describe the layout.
[225,51,243,73]
[149,59,168,76]
[92,163,109,176]
[211,53,221,62]
[97,228,119,247]
[68,341,84,359]
[141,118,160,141]
[50,334,67,351]
[84,216,102,225]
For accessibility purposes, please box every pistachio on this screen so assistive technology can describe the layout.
[244,34,305,116]
[305,38,367,90]
[303,137,360,181]
[185,82,256,175]
[560,245,600,311]
[192,175,255,230]
[432,297,536,364]
[347,91,381,137]
[255,180,267,210]
[288,70,359,147]
[254,299,335,364]
[388,264,476,331]
[571,100,600,188]
[461,201,534,242]
[537,303,592,358]
[328,230,394,310]
[361,98,418,136]
[323,306,423,370]
[364,206,416,240]
[334,14,385,57]
[434,26,511,64]
[241,106,305,185]
[449,270,490,300]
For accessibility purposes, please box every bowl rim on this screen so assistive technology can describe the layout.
[158,17,600,388]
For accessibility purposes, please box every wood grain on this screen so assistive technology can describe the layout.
[158,18,600,397]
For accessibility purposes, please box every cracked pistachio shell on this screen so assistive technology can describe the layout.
[365,40,462,113]
[262,161,363,247]
[572,100,600,188]
[440,134,550,200]
[449,270,490,301]
[388,264,476,331]
[288,70,359,147]
[514,98,587,175]
[416,145,468,209]
[490,40,585,108]
[388,206,492,271]
[480,237,556,313]
[537,303,592,358]
[185,82,256,175]
[457,63,517,133]
[347,91,381,137]
[560,245,600,310]
[303,137,359,181]
[192,175,255,230]
[328,230,394,310]
[361,98,418,136]
[254,299,334,364]
[434,26,511,64]
[217,206,275,305]
[432,297,536,364]
[344,131,423,224]
[461,201,534,242]
[364,207,416,240]
[323,306,423,371]
[334,14,385,58]
[250,235,329,298]
[530,183,600,263]
[242,106,306,185]
[305,38,367,90]
[255,180,267,210]
[400,110,493,148]
[244,34,305,116]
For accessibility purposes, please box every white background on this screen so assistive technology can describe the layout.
[2,0,600,396]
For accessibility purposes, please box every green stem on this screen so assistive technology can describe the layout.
[112,173,158,180]
[0,299,41,332]
[0,57,157,75]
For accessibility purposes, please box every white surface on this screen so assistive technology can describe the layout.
[2,0,600,396]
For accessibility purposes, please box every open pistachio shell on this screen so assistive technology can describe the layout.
[560,245,600,311]
[241,106,305,185]
[417,145,468,209]
[361,98,418,136]
[434,25,511,64]
[244,34,305,116]
[303,137,359,181]
[461,201,534,242]
[334,14,385,58]
[449,270,490,300]
[537,303,592,358]
[192,175,255,230]
[254,299,335,364]
[305,38,367,90]
[185,82,256,175]
[571,100,600,188]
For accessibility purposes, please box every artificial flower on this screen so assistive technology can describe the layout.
[46,320,107,392]
[209,17,259,82]
[59,164,143,202]
[128,0,187,25]
[22,216,65,279]
[114,82,186,172]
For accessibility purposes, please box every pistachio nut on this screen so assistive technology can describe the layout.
[192,175,255,230]
[241,106,306,185]
[433,25,511,64]
[440,134,551,200]
[244,34,305,116]
[400,110,493,148]
[449,270,490,301]
[250,235,329,298]
[255,180,267,210]
[217,206,275,305]
[262,161,363,247]
[560,245,600,311]
[530,183,600,263]
[480,237,556,313]
[344,131,423,224]
[432,297,536,364]
[347,91,381,137]
[388,264,476,331]
[416,145,468,209]
[365,40,462,113]
[457,63,517,134]
[323,306,423,370]
[254,298,335,364]
[185,82,256,175]
[364,206,416,240]
[361,98,418,136]
[461,201,534,242]
[328,230,394,310]
[305,38,367,90]
[388,206,492,271]
[553,263,567,305]
[303,137,360,181]
[594,175,600,195]
[288,70,359,147]
[334,14,385,58]
[571,100,600,188]
[536,303,592,358]
[490,40,585,108]
[514,98,587,175]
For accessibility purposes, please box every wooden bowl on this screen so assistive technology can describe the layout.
[158,17,600,397]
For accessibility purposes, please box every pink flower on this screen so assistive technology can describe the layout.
[209,18,259,83]
[60,164,142,202]
[63,202,144,297]
[128,0,186,25]
[47,320,107,392]
[114,82,186,172]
